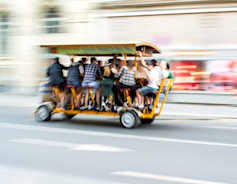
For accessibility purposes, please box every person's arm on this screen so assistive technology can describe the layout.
[46,67,50,77]
[138,52,149,69]
[80,65,84,74]
[97,65,102,77]
[118,66,125,77]
[162,69,169,78]
[111,68,118,75]
[60,63,69,70]
[144,68,153,82]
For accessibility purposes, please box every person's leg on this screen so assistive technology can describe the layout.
[130,85,136,105]
[68,81,80,108]
[136,89,142,107]
[76,86,83,108]
[96,87,101,108]
[121,84,132,107]
[137,86,152,109]
[60,83,67,109]
[81,82,88,109]
[143,87,157,107]
[150,96,154,105]
[60,90,67,108]
[140,94,144,107]
[145,96,151,106]
[84,90,89,107]
[91,81,100,109]
[112,83,122,106]
[101,96,106,109]
[119,83,125,103]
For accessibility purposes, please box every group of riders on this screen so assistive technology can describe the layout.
[46,52,173,112]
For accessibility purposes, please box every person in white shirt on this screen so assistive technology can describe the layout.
[78,57,88,75]
[136,52,162,110]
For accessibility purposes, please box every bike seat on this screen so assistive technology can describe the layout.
[50,85,60,88]
[120,88,131,92]
[83,86,93,89]
[66,85,76,88]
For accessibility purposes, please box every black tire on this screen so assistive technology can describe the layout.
[141,117,155,124]
[35,105,51,122]
[120,110,140,129]
[63,114,75,120]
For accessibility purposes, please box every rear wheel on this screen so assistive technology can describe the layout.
[35,105,51,122]
[63,114,75,120]
[120,111,140,128]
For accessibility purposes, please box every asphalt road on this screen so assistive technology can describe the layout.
[0,100,237,184]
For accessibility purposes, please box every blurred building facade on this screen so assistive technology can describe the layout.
[0,0,237,94]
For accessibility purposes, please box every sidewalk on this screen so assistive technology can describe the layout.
[0,93,236,119]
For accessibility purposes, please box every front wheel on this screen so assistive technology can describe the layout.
[120,111,140,129]
[35,105,51,122]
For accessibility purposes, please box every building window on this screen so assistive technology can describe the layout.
[44,8,62,34]
[0,13,9,56]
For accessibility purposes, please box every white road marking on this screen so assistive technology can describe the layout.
[0,103,35,108]
[0,165,125,184]
[162,112,237,119]
[111,171,227,184]
[207,126,237,130]
[1,122,237,148]
[10,138,132,152]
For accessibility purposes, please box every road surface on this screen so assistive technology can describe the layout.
[0,94,237,184]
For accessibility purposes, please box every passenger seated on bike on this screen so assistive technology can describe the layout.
[100,61,118,111]
[47,57,68,91]
[160,60,173,91]
[98,60,104,74]
[114,60,136,107]
[136,52,162,110]
[78,57,88,76]
[79,57,102,111]
[142,61,173,109]
[46,57,68,106]
[61,56,83,109]
[108,54,119,69]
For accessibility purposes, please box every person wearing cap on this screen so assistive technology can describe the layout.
[151,59,157,67]
[136,52,163,110]
[46,57,69,108]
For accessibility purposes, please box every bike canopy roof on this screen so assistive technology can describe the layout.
[40,42,161,57]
